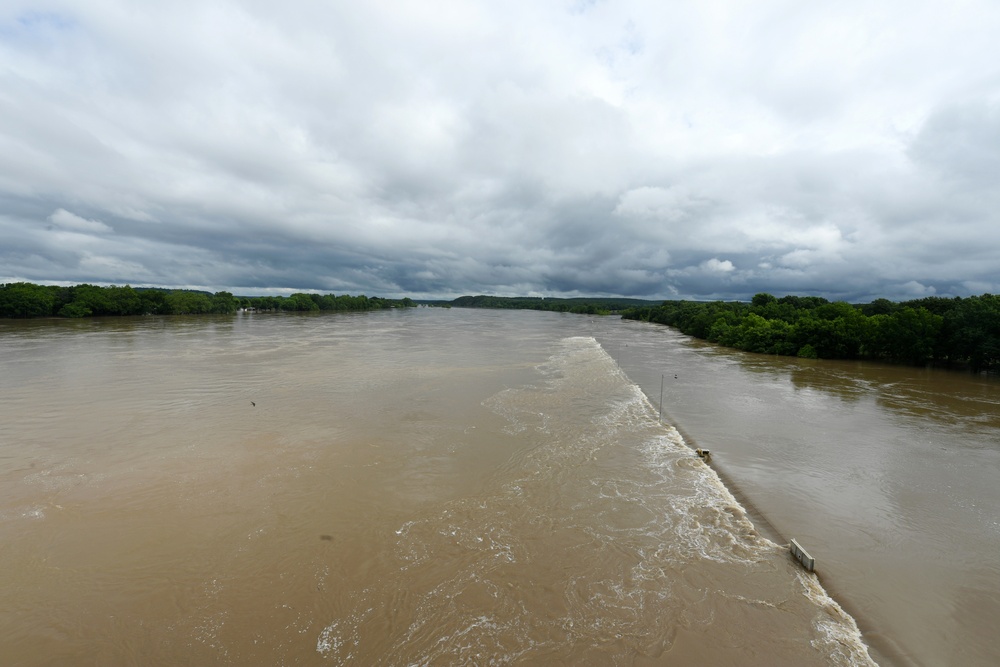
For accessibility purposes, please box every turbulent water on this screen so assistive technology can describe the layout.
[0,308,989,665]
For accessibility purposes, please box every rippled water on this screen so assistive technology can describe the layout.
[2,308,986,664]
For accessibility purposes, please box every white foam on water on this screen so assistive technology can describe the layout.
[588,335,879,664]
[192,610,230,660]
[316,604,373,663]
[316,621,339,655]
[798,570,879,667]
[310,333,881,665]
[481,386,546,435]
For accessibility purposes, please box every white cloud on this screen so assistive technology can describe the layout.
[1,1,1000,300]
[897,280,937,297]
[613,186,702,222]
[47,209,112,234]
[702,258,735,273]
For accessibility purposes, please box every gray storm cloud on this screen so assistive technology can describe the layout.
[2,1,999,300]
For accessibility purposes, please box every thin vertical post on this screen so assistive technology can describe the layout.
[659,374,664,422]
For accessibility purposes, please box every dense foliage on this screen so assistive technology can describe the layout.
[239,293,414,312]
[0,283,415,318]
[622,293,1000,372]
[451,295,657,315]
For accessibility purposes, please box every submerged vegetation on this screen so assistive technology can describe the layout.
[622,293,1000,373]
[0,282,415,318]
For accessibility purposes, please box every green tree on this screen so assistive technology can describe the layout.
[0,282,57,318]
[164,291,214,314]
[867,307,942,364]
[58,302,92,318]
[943,295,1000,372]
[140,290,169,314]
[105,285,144,315]
[792,302,867,358]
[861,298,895,317]
[283,293,320,311]
[211,291,239,314]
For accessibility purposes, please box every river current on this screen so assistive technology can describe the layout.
[0,308,995,665]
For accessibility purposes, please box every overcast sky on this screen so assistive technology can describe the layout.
[2,1,999,301]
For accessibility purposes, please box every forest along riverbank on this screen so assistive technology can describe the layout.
[593,316,1000,667]
[0,309,875,665]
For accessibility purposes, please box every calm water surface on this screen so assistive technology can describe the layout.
[1,308,994,665]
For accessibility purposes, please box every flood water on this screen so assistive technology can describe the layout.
[594,318,1000,667]
[0,308,994,665]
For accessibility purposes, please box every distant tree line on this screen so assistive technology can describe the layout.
[622,293,1000,372]
[451,295,657,315]
[0,282,416,319]
[240,293,414,312]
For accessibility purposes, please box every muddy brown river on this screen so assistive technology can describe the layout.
[1,308,996,665]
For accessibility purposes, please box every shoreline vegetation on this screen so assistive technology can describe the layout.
[3,283,997,372]
[620,293,1000,373]
[447,294,656,314]
[0,282,416,318]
